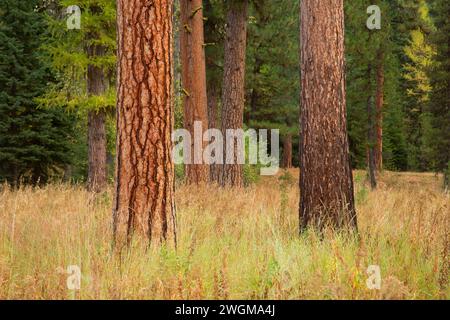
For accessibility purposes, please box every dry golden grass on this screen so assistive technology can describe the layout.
[0,170,448,299]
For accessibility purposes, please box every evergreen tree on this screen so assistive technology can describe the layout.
[219,0,249,187]
[428,0,450,185]
[0,0,73,186]
[113,0,176,249]
[204,0,225,182]
[299,0,356,231]
[246,0,299,167]
[180,0,210,184]
[37,0,116,191]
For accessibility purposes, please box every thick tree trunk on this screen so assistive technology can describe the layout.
[86,45,107,193]
[207,83,220,183]
[375,50,385,172]
[113,0,176,250]
[299,0,357,231]
[282,134,293,169]
[180,0,209,184]
[220,0,248,188]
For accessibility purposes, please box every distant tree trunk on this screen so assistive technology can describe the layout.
[113,0,176,250]
[207,83,220,183]
[180,0,209,184]
[63,164,72,183]
[375,49,385,172]
[282,134,293,169]
[367,65,378,190]
[87,110,107,192]
[247,56,262,122]
[220,0,248,188]
[86,44,107,193]
[204,0,224,184]
[299,0,357,231]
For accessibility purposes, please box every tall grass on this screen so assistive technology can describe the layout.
[0,170,448,299]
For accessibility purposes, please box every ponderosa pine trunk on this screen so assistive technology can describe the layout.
[220,0,248,188]
[375,49,385,172]
[86,44,107,193]
[113,0,176,250]
[180,0,209,184]
[282,134,293,169]
[299,0,357,231]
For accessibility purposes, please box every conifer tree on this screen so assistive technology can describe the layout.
[428,0,450,186]
[299,0,357,231]
[38,0,116,192]
[0,0,73,185]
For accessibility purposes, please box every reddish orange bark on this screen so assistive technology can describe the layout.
[180,0,210,184]
[299,0,357,231]
[113,0,176,249]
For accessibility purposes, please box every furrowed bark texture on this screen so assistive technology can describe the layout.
[220,0,248,188]
[86,44,108,193]
[113,0,176,249]
[180,0,209,184]
[299,0,357,231]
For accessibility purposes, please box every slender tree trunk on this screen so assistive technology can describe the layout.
[207,83,220,183]
[247,56,262,123]
[86,44,107,193]
[113,0,176,250]
[63,164,72,183]
[299,0,357,231]
[375,49,385,172]
[180,0,209,184]
[367,65,378,190]
[282,134,293,169]
[220,0,248,188]
[204,0,223,184]
[87,110,107,192]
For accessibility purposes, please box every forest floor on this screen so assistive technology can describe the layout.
[0,170,448,299]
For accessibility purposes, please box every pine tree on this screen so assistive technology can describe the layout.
[428,0,450,185]
[246,0,299,169]
[113,0,176,249]
[299,0,357,231]
[219,0,248,187]
[180,0,209,184]
[345,0,409,173]
[0,0,73,186]
[38,0,116,192]
[204,0,225,183]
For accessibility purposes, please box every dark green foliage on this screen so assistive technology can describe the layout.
[246,0,299,165]
[428,0,450,177]
[0,0,448,187]
[36,0,116,182]
[0,0,73,185]
[204,0,225,98]
[344,0,442,172]
[345,0,397,168]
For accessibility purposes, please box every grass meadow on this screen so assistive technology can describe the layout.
[0,170,448,299]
